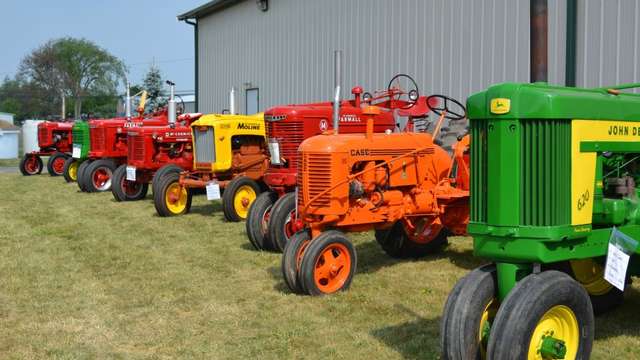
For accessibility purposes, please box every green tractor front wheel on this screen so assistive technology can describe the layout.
[487,270,594,360]
[63,157,79,183]
[440,264,498,360]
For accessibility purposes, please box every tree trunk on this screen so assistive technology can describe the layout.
[74,97,82,120]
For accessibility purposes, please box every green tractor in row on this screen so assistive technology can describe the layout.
[62,120,90,182]
[441,82,640,359]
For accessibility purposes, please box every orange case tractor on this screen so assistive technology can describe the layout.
[281,94,470,296]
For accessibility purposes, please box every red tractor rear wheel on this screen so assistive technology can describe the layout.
[299,230,357,296]
[76,160,91,192]
[375,220,448,258]
[112,164,149,202]
[84,159,116,192]
[19,155,43,176]
[246,191,279,251]
[46,152,68,176]
[267,192,297,252]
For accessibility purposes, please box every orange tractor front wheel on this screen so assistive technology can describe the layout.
[282,230,357,296]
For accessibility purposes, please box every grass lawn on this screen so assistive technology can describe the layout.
[0,172,639,359]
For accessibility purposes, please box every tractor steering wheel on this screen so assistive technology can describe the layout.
[387,74,420,109]
[426,94,466,120]
[174,95,186,115]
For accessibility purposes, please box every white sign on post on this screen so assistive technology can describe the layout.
[604,227,638,291]
[72,145,82,159]
[126,166,136,181]
[206,182,221,200]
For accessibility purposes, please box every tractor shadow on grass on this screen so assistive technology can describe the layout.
[593,285,640,340]
[355,239,483,275]
[370,304,441,359]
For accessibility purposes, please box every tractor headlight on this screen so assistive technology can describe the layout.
[268,138,282,165]
[408,89,419,101]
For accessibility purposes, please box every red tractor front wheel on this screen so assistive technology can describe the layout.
[46,152,68,176]
[111,164,149,202]
[83,159,116,192]
[267,192,297,252]
[246,191,279,251]
[19,155,43,176]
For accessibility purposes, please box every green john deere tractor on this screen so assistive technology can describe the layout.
[62,121,90,183]
[441,82,640,360]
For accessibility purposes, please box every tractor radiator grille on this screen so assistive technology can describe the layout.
[90,127,106,151]
[38,127,48,146]
[470,121,488,223]
[72,128,84,146]
[194,127,215,164]
[520,119,571,226]
[266,120,304,168]
[128,134,145,161]
[299,152,332,208]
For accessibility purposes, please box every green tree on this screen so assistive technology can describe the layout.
[19,37,126,119]
[142,65,165,111]
[0,76,59,123]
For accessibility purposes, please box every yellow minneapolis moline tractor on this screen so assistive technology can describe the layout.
[441,82,640,359]
[153,112,268,221]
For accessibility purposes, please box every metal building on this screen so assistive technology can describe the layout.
[178,0,640,115]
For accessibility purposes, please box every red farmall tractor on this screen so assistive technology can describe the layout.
[281,93,470,296]
[76,90,174,193]
[246,74,435,253]
[20,121,73,176]
[111,83,199,201]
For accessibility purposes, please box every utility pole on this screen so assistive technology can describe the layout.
[61,93,66,120]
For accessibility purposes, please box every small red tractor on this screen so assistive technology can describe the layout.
[76,88,175,193]
[281,93,470,295]
[20,121,73,176]
[111,83,200,201]
[246,74,435,253]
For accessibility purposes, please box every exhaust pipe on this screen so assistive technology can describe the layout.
[530,0,548,82]
[230,87,236,115]
[332,50,342,134]
[125,82,132,119]
[167,80,176,124]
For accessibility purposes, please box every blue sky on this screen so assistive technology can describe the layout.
[0,0,207,95]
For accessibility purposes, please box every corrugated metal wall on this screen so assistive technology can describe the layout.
[577,0,640,88]
[197,0,567,114]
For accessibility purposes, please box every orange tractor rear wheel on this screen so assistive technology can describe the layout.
[375,220,448,258]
